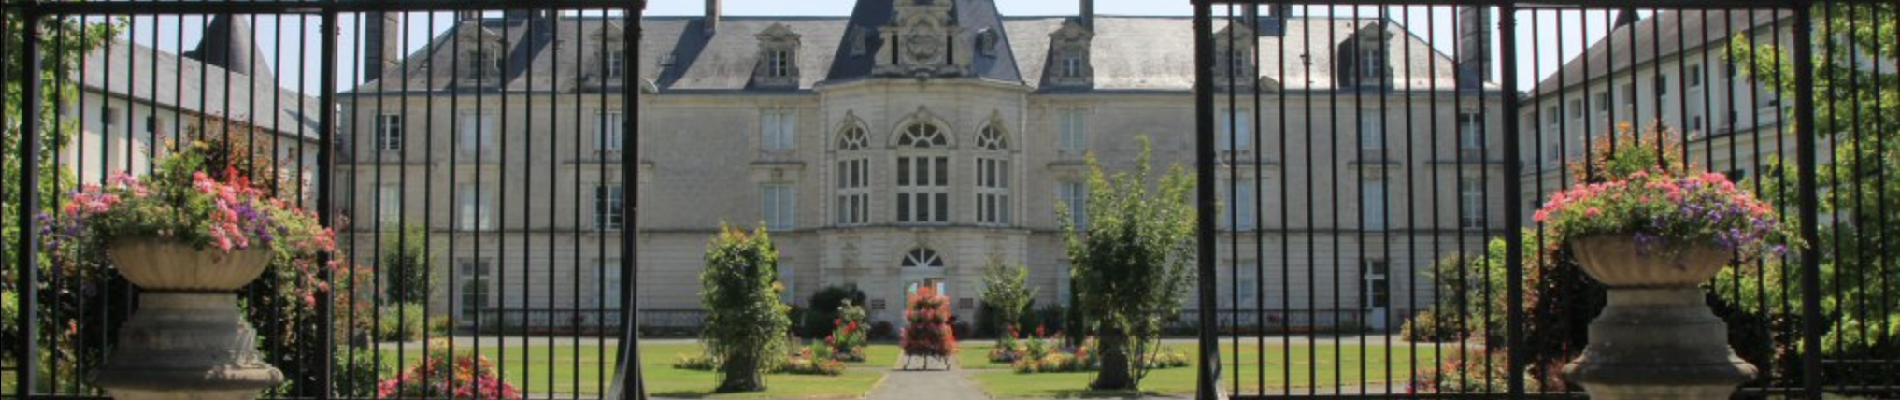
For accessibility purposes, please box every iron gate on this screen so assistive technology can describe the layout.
[1,1,649,399]
[1191,0,1892,399]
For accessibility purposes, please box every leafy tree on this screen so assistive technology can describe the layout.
[1730,4,1900,388]
[379,224,437,305]
[978,258,1036,344]
[1059,136,1196,390]
[699,224,790,393]
[0,12,122,390]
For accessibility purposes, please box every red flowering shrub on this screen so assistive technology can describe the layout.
[828,300,868,362]
[377,343,521,400]
[899,287,957,358]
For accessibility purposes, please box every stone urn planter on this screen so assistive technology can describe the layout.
[1562,236,1757,400]
[92,239,284,400]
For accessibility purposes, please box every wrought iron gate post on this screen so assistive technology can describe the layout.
[1496,0,1528,397]
[14,7,42,399]
[1789,1,1824,399]
[315,2,340,398]
[1190,1,1221,400]
[618,2,648,399]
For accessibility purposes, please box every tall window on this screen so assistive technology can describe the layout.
[595,183,624,230]
[597,111,624,151]
[1058,108,1087,151]
[896,123,950,223]
[377,184,402,224]
[604,49,625,80]
[762,183,796,231]
[1223,179,1254,230]
[836,126,870,226]
[1219,110,1252,151]
[976,125,1010,226]
[1058,180,1088,231]
[459,112,497,157]
[376,114,403,151]
[767,49,794,78]
[460,183,494,231]
[1688,64,1703,88]
[598,259,622,309]
[456,259,492,321]
[1361,178,1386,230]
[1458,113,1484,157]
[1544,106,1562,164]
[1359,111,1384,152]
[1459,179,1485,229]
[760,109,797,150]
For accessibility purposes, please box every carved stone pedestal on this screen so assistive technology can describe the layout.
[1562,287,1756,400]
[92,293,283,400]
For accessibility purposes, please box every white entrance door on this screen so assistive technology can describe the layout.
[1363,260,1390,331]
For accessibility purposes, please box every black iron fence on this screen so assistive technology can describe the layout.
[1193,1,1892,399]
[1,0,1895,399]
[0,1,648,399]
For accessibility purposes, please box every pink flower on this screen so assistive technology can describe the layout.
[1585,207,1602,217]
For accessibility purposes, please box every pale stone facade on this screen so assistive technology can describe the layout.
[340,1,1505,330]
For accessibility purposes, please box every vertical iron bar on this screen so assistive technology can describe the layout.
[316,4,339,399]
[1497,1,1528,397]
[1790,1,1824,398]
[1191,2,1221,400]
[620,4,647,400]
[15,9,41,399]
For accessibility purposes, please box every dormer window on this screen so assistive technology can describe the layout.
[1213,22,1256,89]
[767,49,794,78]
[976,29,999,57]
[605,49,625,80]
[753,23,802,88]
[1047,20,1094,87]
[1342,24,1394,90]
[455,22,506,86]
[463,51,501,80]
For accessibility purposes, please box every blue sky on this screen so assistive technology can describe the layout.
[114,1,1626,95]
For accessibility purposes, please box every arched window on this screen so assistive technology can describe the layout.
[896,122,950,223]
[976,125,1008,151]
[975,123,1010,225]
[836,125,870,225]
[897,123,948,149]
[838,125,869,150]
[901,248,944,268]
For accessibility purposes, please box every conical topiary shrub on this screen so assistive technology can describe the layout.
[899,287,956,369]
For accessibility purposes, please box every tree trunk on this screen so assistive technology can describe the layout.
[1091,326,1135,390]
[717,352,766,393]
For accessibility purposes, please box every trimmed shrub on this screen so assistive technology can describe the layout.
[802,285,867,338]
[1400,310,1463,343]
[699,225,791,393]
[375,303,427,342]
[377,340,521,400]
[672,352,717,371]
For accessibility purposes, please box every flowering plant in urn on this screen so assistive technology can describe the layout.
[1534,127,1797,285]
[51,140,336,292]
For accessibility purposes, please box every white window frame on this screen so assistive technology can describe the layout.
[456,258,493,321]
[1219,110,1252,151]
[1223,179,1255,230]
[896,123,951,224]
[596,183,625,231]
[1361,178,1386,230]
[1359,111,1384,151]
[459,112,497,157]
[760,108,797,151]
[597,110,624,151]
[1458,113,1484,152]
[836,158,870,226]
[762,183,796,231]
[768,49,794,78]
[598,259,622,309]
[605,49,625,80]
[1058,108,1087,152]
[376,114,403,151]
[1063,56,1084,78]
[459,183,495,231]
[377,184,402,224]
[976,158,1010,226]
[1058,180,1088,231]
[1459,179,1486,229]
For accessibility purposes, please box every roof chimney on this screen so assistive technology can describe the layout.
[1079,0,1094,28]
[363,12,400,81]
[705,0,721,35]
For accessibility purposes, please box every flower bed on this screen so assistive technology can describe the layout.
[379,340,522,400]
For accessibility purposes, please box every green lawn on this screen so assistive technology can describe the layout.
[381,342,894,399]
[961,341,1444,399]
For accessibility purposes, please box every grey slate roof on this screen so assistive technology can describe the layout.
[1531,10,1787,97]
[351,13,1485,94]
[82,40,322,139]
